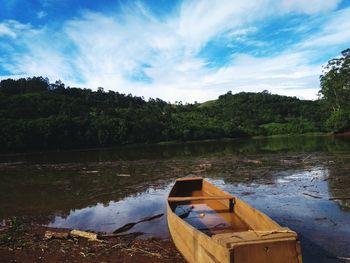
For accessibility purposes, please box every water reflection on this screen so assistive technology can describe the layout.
[1,135,350,164]
[49,187,171,238]
[328,157,350,211]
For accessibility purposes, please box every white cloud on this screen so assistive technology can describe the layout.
[36,11,47,19]
[203,52,321,99]
[300,8,350,48]
[226,27,257,38]
[0,1,348,102]
[0,25,16,38]
[0,21,18,38]
[175,0,277,53]
[0,21,75,82]
[279,0,341,14]
[0,20,35,38]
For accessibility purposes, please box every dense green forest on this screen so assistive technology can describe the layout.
[0,49,349,152]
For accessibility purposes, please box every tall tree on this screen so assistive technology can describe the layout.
[319,48,350,112]
[320,48,350,132]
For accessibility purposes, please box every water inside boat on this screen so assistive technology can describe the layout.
[169,179,251,236]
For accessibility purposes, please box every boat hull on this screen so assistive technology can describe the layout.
[167,204,230,262]
[167,177,302,263]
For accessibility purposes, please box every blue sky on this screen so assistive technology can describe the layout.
[1,0,350,102]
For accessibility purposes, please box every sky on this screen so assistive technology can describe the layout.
[0,0,350,102]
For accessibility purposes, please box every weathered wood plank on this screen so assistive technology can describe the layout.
[175,177,203,182]
[168,196,233,202]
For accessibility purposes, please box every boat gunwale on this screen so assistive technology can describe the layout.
[167,177,303,263]
[167,177,299,244]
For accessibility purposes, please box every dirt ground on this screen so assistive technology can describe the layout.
[0,218,185,263]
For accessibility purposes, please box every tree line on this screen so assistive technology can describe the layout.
[0,49,349,152]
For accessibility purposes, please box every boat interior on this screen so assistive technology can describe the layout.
[168,177,252,236]
[168,177,297,240]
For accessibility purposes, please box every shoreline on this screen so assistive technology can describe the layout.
[0,218,184,263]
[0,132,334,158]
[333,131,350,137]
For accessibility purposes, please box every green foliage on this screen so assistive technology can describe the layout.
[0,77,49,95]
[261,119,317,136]
[326,110,350,133]
[320,48,350,112]
[0,77,330,152]
[319,48,350,133]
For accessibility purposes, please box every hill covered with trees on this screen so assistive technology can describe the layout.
[0,49,349,152]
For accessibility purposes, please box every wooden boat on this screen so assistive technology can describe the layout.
[167,177,303,263]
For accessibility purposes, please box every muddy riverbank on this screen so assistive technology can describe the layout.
[0,218,183,263]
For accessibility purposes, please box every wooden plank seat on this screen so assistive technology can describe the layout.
[168,196,235,212]
[168,196,234,202]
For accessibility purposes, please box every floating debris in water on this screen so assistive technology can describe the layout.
[116,174,131,177]
[303,192,322,199]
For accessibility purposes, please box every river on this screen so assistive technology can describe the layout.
[1,135,349,262]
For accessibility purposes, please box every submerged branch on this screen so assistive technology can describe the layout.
[113,213,164,234]
[303,193,322,199]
